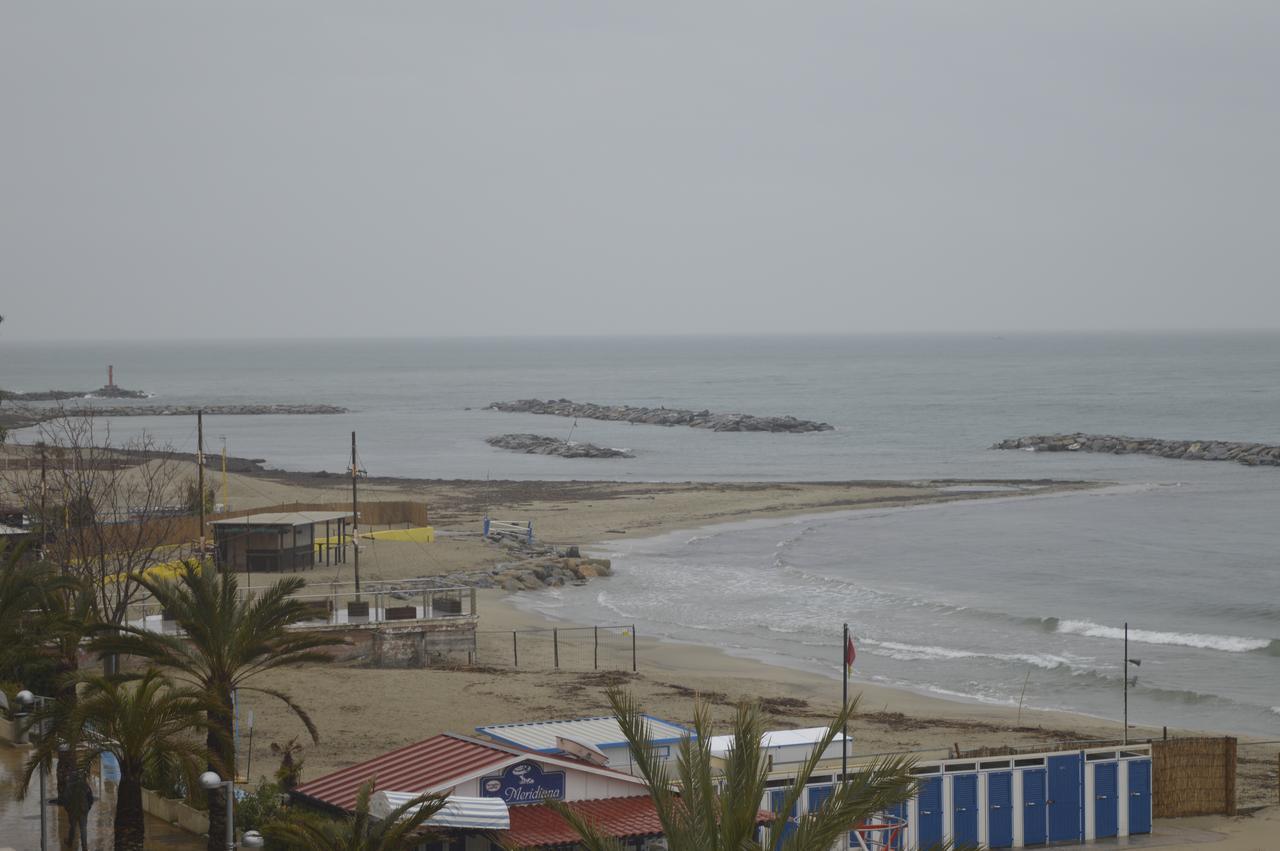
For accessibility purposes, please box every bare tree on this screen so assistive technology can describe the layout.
[1,411,199,628]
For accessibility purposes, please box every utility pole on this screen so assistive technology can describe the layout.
[197,410,205,557]
[220,436,229,511]
[351,431,360,594]
[38,442,47,548]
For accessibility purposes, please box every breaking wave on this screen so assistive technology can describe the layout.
[1049,619,1275,654]
[862,639,1073,670]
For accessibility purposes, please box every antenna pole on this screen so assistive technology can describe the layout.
[842,622,849,780]
[197,410,205,558]
[1124,622,1129,745]
[352,431,360,594]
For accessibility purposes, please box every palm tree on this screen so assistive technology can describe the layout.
[93,564,346,851]
[263,779,446,851]
[550,688,918,851]
[23,668,209,851]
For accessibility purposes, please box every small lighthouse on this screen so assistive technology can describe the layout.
[108,365,115,388]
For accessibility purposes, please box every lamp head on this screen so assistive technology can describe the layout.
[241,830,265,848]
[15,689,35,707]
[198,771,223,790]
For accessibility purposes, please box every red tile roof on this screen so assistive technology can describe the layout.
[496,796,666,848]
[293,734,512,812]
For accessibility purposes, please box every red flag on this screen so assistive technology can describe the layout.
[844,634,856,671]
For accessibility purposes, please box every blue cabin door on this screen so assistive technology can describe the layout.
[987,771,1013,849]
[1022,768,1047,846]
[1128,761,1152,835]
[768,789,797,850]
[952,774,979,848]
[917,776,943,849]
[1094,762,1118,838]
[1047,754,1083,843]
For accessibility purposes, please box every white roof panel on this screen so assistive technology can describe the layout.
[210,511,352,527]
[369,793,510,830]
[478,715,692,753]
[708,728,850,759]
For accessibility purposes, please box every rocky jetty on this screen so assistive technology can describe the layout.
[0,402,348,431]
[486,433,633,459]
[994,434,1280,467]
[487,398,833,433]
[1,385,148,402]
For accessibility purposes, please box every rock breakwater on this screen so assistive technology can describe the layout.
[486,433,633,459]
[1,385,148,402]
[487,398,833,433]
[994,434,1280,467]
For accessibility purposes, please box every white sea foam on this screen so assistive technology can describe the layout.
[1055,619,1271,653]
[866,640,1071,670]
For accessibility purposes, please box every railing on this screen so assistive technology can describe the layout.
[482,516,533,545]
[127,578,476,633]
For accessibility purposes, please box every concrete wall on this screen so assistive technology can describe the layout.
[318,616,478,668]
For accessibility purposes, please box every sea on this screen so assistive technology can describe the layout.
[2,334,1278,737]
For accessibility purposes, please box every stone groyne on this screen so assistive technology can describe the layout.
[993,434,1280,467]
[0,385,148,401]
[486,433,634,459]
[487,398,833,433]
[0,403,347,430]
[67,403,348,418]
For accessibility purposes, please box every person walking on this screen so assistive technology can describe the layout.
[62,769,95,851]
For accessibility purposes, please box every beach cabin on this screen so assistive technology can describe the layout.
[292,732,713,850]
[210,510,352,576]
[476,715,693,775]
[734,731,1153,851]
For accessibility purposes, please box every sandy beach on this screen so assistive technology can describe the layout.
[211,470,1278,834]
[3,452,1274,847]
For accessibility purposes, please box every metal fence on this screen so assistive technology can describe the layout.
[475,624,637,672]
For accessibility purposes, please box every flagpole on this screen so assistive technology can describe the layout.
[842,622,849,780]
[1124,622,1128,746]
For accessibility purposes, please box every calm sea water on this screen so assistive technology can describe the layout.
[2,334,1278,735]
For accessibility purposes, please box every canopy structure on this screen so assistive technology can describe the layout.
[368,793,510,830]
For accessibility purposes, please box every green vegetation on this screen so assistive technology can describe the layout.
[23,669,210,851]
[93,566,345,851]
[549,688,920,851]
[264,779,445,851]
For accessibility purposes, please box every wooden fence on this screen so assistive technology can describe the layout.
[1152,736,1237,817]
[132,500,431,549]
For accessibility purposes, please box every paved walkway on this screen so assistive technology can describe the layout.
[1,744,202,850]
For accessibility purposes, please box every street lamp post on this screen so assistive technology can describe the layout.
[196,775,265,849]
[15,690,47,851]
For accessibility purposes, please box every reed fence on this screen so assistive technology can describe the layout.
[1151,736,1237,817]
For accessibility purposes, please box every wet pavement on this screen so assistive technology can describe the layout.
[1,744,202,850]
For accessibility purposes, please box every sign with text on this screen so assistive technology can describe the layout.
[480,760,566,804]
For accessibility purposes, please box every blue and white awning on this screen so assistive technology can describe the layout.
[368,792,511,830]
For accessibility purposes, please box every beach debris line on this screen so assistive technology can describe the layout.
[994,433,1280,467]
[486,433,634,459]
[487,398,834,433]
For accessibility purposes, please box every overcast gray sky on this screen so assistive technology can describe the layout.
[2,2,1277,340]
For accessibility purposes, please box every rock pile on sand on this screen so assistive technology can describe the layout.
[430,557,614,592]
